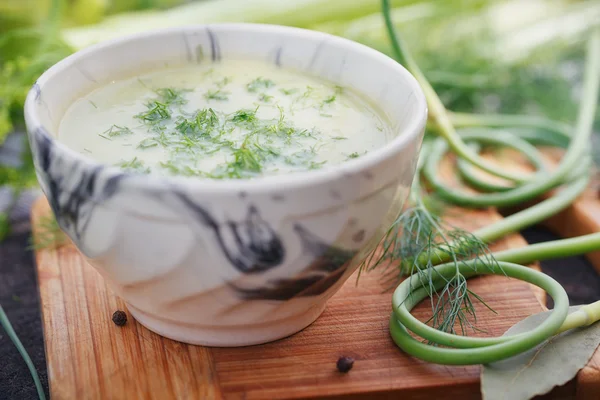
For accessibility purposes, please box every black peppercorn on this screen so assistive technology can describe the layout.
[336,356,354,373]
[112,310,127,326]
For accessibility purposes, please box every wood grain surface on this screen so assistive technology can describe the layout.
[31,149,600,399]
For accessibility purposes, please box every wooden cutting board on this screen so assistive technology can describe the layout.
[31,150,600,400]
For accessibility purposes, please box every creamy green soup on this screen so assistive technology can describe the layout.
[58,59,391,179]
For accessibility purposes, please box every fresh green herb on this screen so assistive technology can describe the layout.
[88,100,98,108]
[247,77,275,93]
[174,135,201,152]
[229,144,263,176]
[323,95,336,105]
[160,160,210,177]
[259,93,273,103]
[154,87,190,106]
[195,108,219,129]
[300,85,314,100]
[175,109,219,135]
[204,89,229,101]
[253,142,281,157]
[284,149,314,166]
[137,138,159,149]
[117,157,150,173]
[309,160,327,169]
[231,108,257,124]
[136,129,170,149]
[102,124,133,137]
[215,77,231,88]
[175,116,198,135]
[332,136,348,140]
[346,152,360,159]
[135,100,171,123]
[280,88,298,95]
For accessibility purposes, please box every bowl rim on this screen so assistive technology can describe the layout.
[24,22,427,194]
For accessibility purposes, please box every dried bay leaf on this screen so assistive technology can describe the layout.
[481,305,600,400]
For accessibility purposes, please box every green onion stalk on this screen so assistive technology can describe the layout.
[379,0,600,365]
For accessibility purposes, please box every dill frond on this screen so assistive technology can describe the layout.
[117,157,150,174]
[231,108,257,124]
[154,87,190,106]
[102,125,133,138]
[360,193,500,335]
[135,100,171,123]
[246,77,275,93]
[259,93,274,103]
[280,88,298,95]
[204,89,230,101]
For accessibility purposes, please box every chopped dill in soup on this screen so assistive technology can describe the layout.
[58,59,391,179]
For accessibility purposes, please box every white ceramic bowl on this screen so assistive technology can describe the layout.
[24,23,427,346]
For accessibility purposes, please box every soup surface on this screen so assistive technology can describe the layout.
[58,59,391,179]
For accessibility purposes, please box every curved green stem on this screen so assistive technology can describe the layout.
[493,232,600,265]
[391,261,570,365]
[378,2,600,367]
[422,28,598,209]
[449,112,573,139]
[391,260,600,365]
[474,172,590,242]
[558,301,600,334]
[455,129,546,192]
[0,305,46,400]
[381,0,528,183]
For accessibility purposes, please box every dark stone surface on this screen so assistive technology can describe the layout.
[0,206,49,400]
[521,227,600,308]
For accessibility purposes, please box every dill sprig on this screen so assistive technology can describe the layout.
[136,138,159,149]
[363,197,499,335]
[90,79,364,180]
[117,157,150,174]
[321,87,343,108]
[101,125,133,138]
[135,100,171,124]
[154,87,190,106]
[280,88,299,96]
[159,161,215,178]
[230,108,257,124]
[246,77,275,93]
[259,93,273,103]
[360,138,499,335]
[322,95,336,105]
[229,143,263,176]
[175,108,219,135]
[204,89,229,101]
